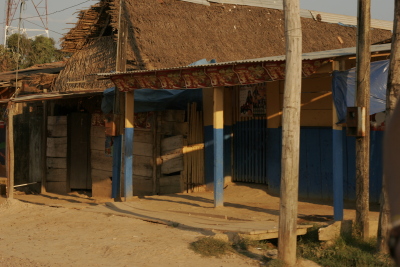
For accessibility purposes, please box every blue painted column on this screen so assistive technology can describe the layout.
[213,87,224,207]
[124,91,134,199]
[112,135,122,198]
[332,103,344,220]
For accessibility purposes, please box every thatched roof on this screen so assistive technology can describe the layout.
[56,0,392,91]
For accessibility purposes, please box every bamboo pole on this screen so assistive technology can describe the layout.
[278,0,302,265]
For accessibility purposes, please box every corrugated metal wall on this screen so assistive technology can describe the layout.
[232,84,268,184]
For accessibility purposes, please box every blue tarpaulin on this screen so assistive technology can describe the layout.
[101,88,203,114]
[332,59,388,123]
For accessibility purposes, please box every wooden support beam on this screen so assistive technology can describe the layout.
[355,0,371,240]
[7,103,14,199]
[278,0,302,265]
[213,87,224,208]
[41,101,48,193]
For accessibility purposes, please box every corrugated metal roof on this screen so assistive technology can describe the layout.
[233,43,391,63]
[182,0,392,30]
[0,90,105,104]
[179,0,210,5]
[309,10,393,30]
[95,43,391,77]
[209,0,282,9]
[92,43,391,76]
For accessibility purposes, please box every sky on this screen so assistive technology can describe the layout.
[0,0,395,48]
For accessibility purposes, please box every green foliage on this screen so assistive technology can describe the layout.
[0,45,14,72]
[298,226,393,267]
[2,34,65,71]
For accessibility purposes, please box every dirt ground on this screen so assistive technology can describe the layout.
[0,183,380,266]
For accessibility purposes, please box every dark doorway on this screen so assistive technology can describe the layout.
[68,112,91,190]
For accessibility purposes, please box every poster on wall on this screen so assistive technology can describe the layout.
[239,84,266,117]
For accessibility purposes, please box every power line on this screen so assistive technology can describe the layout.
[23,19,63,36]
[12,0,93,22]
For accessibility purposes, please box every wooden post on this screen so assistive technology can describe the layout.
[332,60,346,221]
[278,0,302,265]
[378,0,400,252]
[124,91,134,200]
[355,0,371,239]
[7,103,14,199]
[112,0,128,200]
[41,100,47,193]
[213,86,224,207]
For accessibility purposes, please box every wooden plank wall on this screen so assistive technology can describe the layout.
[278,76,333,127]
[132,128,154,196]
[159,110,187,195]
[46,116,68,194]
[91,126,112,198]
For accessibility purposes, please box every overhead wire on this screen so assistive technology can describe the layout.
[10,0,93,22]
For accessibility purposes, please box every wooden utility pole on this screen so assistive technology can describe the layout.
[7,103,14,199]
[355,0,371,240]
[378,0,400,252]
[278,0,302,265]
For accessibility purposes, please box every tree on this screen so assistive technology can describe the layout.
[3,34,64,71]
[0,45,14,72]
[377,0,400,253]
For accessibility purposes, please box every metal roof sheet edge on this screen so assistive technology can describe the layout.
[94,43,391,77]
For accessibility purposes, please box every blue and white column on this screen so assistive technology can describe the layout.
[124,91,134,199]
[213,87,224,207]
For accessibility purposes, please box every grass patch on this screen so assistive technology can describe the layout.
[190,237,233,257]
[298,226,393,267]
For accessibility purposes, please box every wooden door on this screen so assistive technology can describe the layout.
[69,112,91,190]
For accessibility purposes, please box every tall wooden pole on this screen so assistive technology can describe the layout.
[378,0,400,252]
[7,103,14,199]
[355,0,371,240]
[278,0,302,265]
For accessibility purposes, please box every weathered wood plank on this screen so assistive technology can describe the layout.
[48,116,67,126]
[133,155,153,177]
[133,130,154,144]
[300,109,332,127]
[91,136,105,151]
[133,142,153,157]
[279,92,333,110]
[160,122,188,136]
[91,126,106,138]
[161,135,183,155]
[47,124,68,137]
[161,155,183,174]
[159,174,181,187]
[47,158,67,169]
[47,169,67,182]
[47,137,67,157]
[161,110,185,122]
[91,149,113,171]
[133,175,153,196]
